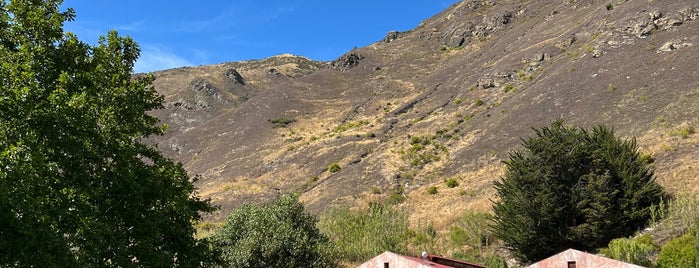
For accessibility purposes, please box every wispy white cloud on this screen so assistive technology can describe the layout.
[175,4,295,32]
[135,46,193,73]
[191,49,211,63]
[115,20,147,32]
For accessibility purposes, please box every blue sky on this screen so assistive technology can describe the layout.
[62,1,459,73]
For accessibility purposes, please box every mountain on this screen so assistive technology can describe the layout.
[148,0,699,225]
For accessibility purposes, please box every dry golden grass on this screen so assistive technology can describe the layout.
[405,163,503,229]
[638,119,699,194]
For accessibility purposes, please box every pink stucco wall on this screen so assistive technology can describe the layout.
[357,251,448,268]
[527,249,646,268]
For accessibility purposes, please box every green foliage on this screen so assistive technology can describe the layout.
[484,255,509,268]
[445,177,459,188]
[474,99,485,106]
[0,1,214,266]
[327,162,341,173]
[657,232,697,268]
[449,225,470,246]
[401,135,444,168]
[335,120,368,133]
[319,203,410,263]
[453,211,495,250]
[427,186,438,195]
[450,247,508,268]
[492,119,665,262]
[268,117,296,128]
[300,175,320,191]
[386,187,406,205]
[599,234,658,266]
[211,194,337,267]
[412,222,439,251]
[668,124,696,138]
[655,193,699,237]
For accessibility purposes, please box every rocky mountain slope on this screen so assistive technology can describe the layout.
[149,0,699,224]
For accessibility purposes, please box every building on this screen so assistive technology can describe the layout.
[357,251,488,268]
[526,248,646,268]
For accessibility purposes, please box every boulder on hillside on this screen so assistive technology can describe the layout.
[225,69,245,85]
[383,31,405,43]
[332,53,364,71]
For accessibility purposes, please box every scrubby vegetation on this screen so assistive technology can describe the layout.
[206,89,697,267]
[599,235,658,266]
[657,231,697,268]
[327,162,342,173]
[268,117,297,128]
[318,203,410,263]
[597,192,699,267]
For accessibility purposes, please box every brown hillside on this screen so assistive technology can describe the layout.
[149,0,699,225]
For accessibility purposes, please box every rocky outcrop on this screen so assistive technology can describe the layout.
[383,31,407,43]
[190,78,226,109]
[225,69,245,85]
[332,53,364,71]
[657,39,693,53]
[435,6,514,49]
[623,7,699,38]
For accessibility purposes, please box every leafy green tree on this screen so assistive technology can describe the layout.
[0,0,214,266]
[491,120,664,262]
[211,194,337,267]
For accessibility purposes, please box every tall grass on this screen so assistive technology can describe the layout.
[652,192,699,237]
[319,203,410,263]
[451,211,495,252]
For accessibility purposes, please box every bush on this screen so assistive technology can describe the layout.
[445,178,459,188]
[319,203,409,263]
[657,232,696,268]
[449,225,470,246]
[599,234,657,266]
[427,186,438,195]
[412,222,439,251]
[268,117,296,128]
[328,162,341,173]
[492,119,665,262]
[211,194,337,267]
[386,187,406,205]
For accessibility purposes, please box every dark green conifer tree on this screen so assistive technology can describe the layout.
[492,119,664,263]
